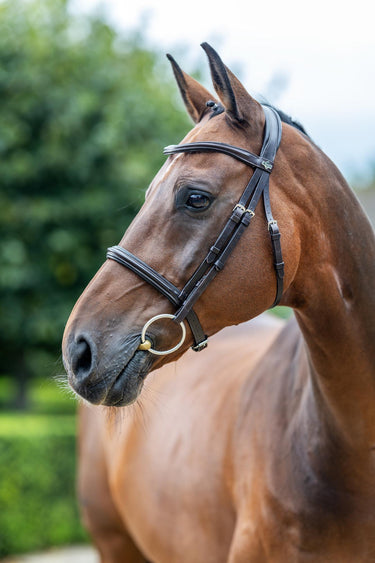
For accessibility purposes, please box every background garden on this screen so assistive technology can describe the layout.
[0,0,192,557]
[1,0,374,558]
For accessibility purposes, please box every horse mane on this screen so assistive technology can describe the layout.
[207,98,309,138]
[262,102,309,137]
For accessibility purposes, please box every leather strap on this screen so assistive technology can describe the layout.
[164,141,274,172]
[263,183,284,308]
[107,247,180,304]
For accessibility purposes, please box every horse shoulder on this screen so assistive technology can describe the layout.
[85,314,284,562]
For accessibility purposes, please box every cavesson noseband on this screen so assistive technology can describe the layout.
[107,105,284,355]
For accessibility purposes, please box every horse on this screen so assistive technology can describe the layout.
[62,43,375,562]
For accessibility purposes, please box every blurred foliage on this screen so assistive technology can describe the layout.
[0,0,191,400]
[271,306,292,320]
[0,375,77,414]
[0,420,86,556]
[0,377,82,556]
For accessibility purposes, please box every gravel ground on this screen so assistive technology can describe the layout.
[1,546,98,563]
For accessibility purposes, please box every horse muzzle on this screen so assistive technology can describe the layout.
[63,331,154,407]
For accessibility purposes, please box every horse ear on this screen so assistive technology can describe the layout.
[166,53,217,124]
[201,42,260,124]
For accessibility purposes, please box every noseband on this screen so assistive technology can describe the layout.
[107,105,284,355]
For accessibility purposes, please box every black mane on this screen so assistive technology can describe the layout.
[263,103,309,137]
[206,99,309,138]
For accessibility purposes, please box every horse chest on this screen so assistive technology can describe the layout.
[232,453,375,561]
[231,484,375,562]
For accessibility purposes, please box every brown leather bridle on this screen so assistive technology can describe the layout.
[107,105,284,354]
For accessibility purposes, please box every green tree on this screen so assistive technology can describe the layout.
[0,0,191,406]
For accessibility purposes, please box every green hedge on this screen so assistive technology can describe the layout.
[0,413,88,557]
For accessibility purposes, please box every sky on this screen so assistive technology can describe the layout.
[72,0,375,183]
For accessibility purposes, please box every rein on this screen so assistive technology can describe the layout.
[107,105,284,355]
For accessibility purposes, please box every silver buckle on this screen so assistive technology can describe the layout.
[191,339,208,352]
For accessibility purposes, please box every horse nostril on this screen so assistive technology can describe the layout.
[71,335,96,380]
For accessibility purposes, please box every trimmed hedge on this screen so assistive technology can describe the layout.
[0,413,88,557]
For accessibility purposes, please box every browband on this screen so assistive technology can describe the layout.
[164,141,274,171]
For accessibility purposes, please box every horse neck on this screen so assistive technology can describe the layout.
[284,144,375,449]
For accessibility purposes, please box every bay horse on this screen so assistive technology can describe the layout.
[63,43,375,562]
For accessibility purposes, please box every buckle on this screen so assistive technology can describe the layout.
[191,338,208,352]
[233,204,255,217]
[268,220,279,234]
[261,160,273,171]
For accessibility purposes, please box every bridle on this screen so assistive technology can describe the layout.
[106,105,284,355]
[107,106,283,354]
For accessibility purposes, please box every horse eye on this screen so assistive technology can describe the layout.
[185,193,211,210]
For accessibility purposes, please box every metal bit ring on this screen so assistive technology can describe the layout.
[139,313,186,356]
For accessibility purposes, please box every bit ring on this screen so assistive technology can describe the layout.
[139,313,186,356]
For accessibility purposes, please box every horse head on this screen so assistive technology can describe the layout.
[62,44,302,406]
